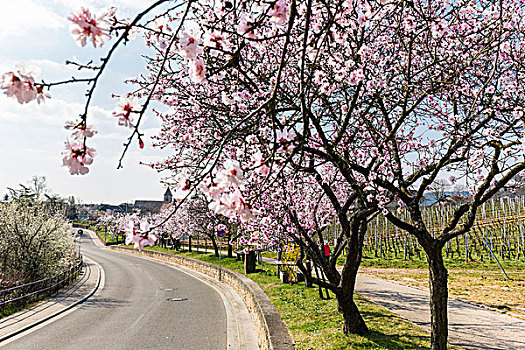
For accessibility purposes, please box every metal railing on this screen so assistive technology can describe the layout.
[0,259,83,315]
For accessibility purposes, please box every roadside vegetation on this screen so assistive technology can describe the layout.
[0,180,78,288]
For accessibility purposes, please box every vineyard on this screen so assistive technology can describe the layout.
[357,197,525,266]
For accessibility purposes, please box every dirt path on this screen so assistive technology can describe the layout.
[355,275,525,350]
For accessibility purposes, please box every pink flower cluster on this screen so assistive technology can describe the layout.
[68,8,111,48]
[112,95,139,129]
[62,121,97,175]
[178,29,206,83]
[172,173,192,201]
[0,64,49,104]
[267,0,289,26]
[199,160,254,223]
[275,129,296,154]
[125,220,158,251]
[62,139,96,175]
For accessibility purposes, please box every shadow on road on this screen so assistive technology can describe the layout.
[81,297,129,309]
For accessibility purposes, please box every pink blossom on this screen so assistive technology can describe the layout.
[252,151,270,176]
[64,121,97,140]
[348,69,364,86]
[35,86,50,104]
[431,20,448,38]
[217,160,244,189]
[125,220,137,245]
[68,8,110,48]
[125,220,157,251]
[189,58,206,84]
[62,140,96,175]
[357,12,367,27]
[113,95,139,128]
[221,91,235,105]
[179,30,202,59]
[237,15,256,38]
[403,16,417,31]
[207,190,253,223]
[1,64,40,104]
[173,174,191,201]
[275,129,296,154]
[238,207,254,223]
[203,30,225,50]
[267,0,288,26]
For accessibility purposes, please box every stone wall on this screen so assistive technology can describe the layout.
[110,246,295,350]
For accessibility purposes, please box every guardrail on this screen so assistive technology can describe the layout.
[0,259,83,316]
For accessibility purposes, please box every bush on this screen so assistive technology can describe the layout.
[0,200,77,287]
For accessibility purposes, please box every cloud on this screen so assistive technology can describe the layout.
[0,94,107,127]
[0,1,64,39]
[51,0,151,17]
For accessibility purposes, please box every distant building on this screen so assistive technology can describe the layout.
[76,189,172,217]
[134,188,173,213]
[164,188,173,203]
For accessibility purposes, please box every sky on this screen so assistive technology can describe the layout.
[0,0,174,204]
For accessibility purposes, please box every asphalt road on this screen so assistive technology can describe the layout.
[2,234,227,350]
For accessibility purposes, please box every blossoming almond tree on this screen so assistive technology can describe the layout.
[240,165,378,333]
[344,2,525,347]
[4,0,525,348]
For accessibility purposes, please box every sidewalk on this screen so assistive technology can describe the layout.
[0,257,101,343]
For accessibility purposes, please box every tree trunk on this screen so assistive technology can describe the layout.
[210,236,219,257]
[304,259,313,288]
[428,252,449,350]
[244,250,256,274]
[188,236,192,252]
[337,215,369,335]
[336,291,368,335]
[227,239,233,258]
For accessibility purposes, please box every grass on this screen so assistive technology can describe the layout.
[0,299,43,318]
[139,245,461,350]
[261,251,278,259]
[97,230,124,243]
[0,271,82,319]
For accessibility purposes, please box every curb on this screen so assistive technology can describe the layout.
[0,258,103,343]
[110,246,296,350]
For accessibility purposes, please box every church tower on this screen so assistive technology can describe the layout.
[164,188,173,203]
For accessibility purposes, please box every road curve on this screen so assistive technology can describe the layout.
[2,233,227,350]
